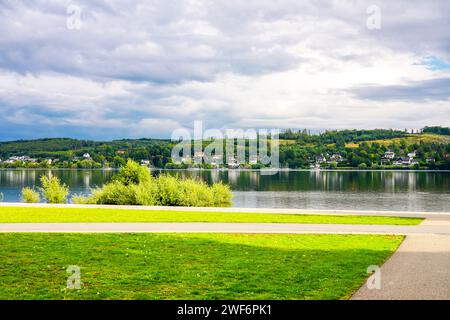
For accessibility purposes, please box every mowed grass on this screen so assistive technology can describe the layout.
[0,233,403,300]
[346,133,450,148]
[0,207,422,225]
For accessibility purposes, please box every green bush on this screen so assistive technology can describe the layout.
[89,181,138,205]
[21,187,41,203]
[155,175,183,206]
[178,179,214,207]
[71,194,95,205]
[40,175,69,204]
[134,181,159,205]
[114,159,151,185]
[76,160,233,207]
[211,183,233,206]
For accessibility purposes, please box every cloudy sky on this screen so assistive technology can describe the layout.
[0,0,450,140]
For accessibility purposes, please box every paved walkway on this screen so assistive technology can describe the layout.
[352,234,450,300]
[352,219,450,300]
[1,222,450,235]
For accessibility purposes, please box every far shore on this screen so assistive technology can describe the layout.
[1,167,449,173]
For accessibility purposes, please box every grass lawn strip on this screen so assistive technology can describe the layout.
[0,233,403,300]
[0,207,423,225]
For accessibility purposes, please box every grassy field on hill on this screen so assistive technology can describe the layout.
[346,134,450,148]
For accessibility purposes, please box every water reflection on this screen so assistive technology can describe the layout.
[0,169,448,211]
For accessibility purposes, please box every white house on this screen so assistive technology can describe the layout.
[384,151,395,159]
[401,157,411,165]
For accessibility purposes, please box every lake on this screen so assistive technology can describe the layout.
[0,169,449,212]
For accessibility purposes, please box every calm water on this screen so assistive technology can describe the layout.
[0,169,449,212]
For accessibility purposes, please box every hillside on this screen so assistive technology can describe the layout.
[0,128,449,170]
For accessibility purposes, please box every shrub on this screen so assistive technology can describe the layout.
[89,181,138,205]
[134,181,159,205]
[155,175,183,206]
[211,183,233,206]
[71,194,95,205]
[76,160,233,207]
[177,178,214,207]
[114,159,151,185]
[358,163,368,169]
[21,187,41,203]
[40,175,69,204]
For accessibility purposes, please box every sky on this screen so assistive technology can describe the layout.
[0,0,450,141]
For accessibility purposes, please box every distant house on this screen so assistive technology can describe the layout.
[329,154,345,162]
[116,150,126,155]
[407,152,416,159]
[316,155,327,163]
[5,155,37,164]
[83,153,93,161]
[401,157,411,165]
[384,151,395,159]
[140,160,150,166]
[392,160,403,166]
[426,157,435,163]
[227,156,239,169]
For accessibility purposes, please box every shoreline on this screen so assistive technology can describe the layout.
[0,167,449,173]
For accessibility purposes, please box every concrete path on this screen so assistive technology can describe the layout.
[1,222,450,235]
[352,234,450,300]
[352,219,450,300]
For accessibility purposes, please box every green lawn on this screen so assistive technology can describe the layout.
[0,207,422,225]
[0,233,403,300]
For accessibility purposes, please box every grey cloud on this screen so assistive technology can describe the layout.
[350,78,450,102]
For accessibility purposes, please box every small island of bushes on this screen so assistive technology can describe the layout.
[21,160,232,207]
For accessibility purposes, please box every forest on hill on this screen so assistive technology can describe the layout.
[0,127,449,170]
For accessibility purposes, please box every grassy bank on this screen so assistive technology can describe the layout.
[0,233,403,299]
[0,207,423,225]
